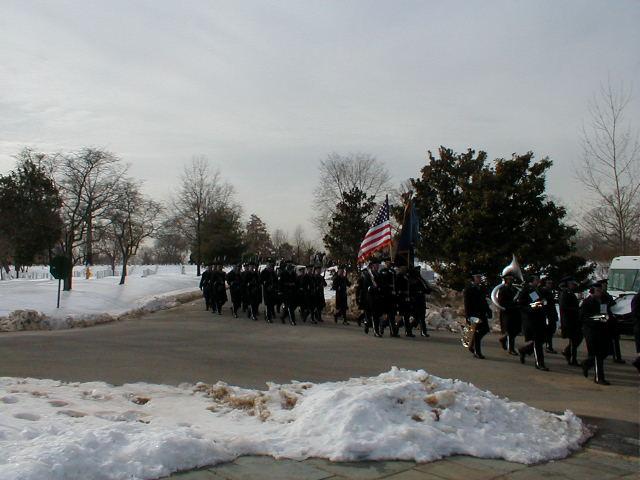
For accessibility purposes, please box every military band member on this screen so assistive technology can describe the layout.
[540,277,558,354]
[210,263,227,315]
[464,272,492,359]
[581,281,612,385]
[360,260,381,336]
[599,279,625,364]
[310,266,327,323]
[559,277,582,366]
[260,261,279,323]
[517,275,549,371]
[378,262,397,336]
[332,266,351,324]
[498,273,520,355]
[199,265,213,311]
[226,264,243,317]
[242,263,261,321]
[279,262,297,325]
[408,266,431,337]
[631,291,640,373]
[394,266,413,337]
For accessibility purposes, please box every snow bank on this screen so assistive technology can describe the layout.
[0,271,200,332]
[0,368,590,480]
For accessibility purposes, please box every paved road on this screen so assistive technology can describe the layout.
[1,300,638,447]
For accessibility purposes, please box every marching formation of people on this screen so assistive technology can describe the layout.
[199,258,434,338]
[464,270,640,386]
[200,259,639,386]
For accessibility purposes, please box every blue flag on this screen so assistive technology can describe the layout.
[394,198,420,267]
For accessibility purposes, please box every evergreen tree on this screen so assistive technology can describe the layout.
[323,187,376,268]
[0,159,62,274]
[244,214,273,259]
[200,204,245,263]
[411,147,592,290]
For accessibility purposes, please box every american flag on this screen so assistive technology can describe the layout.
[357,197,392,263]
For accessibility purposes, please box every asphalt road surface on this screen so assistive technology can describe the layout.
[1,300,638,448]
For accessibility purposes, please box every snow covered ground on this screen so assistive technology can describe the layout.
[0,265,200,331]
[0,368,590,480]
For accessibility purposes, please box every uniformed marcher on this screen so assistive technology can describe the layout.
[242,263,262,320]
[296,266,312,322]
[332,266,351,324]
[210,263,227,315]
[377,262,397,336]
[463,272,492,359]
[498,273,520,355]
[559,277,582,366]
[540,277,558,353]
[279,262,297,325]
[581,281,612,385]
[395,266,413,336]
[517,275,549,371]
[260,261,279,323]
[360,260,382,336]
[600,279,625,364]
[310,266,327,323]
[226,264,243,318]
[199,265,213,311]
[408,265,431,337]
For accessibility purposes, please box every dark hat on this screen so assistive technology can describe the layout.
[597,278,608,284]
[590,280,604,289]
[501,272,515,279]
[559,276,576,284]
[368,259,381,265]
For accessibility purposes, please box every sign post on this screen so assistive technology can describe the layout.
[49,255,69,309]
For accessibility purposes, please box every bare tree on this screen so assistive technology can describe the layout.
[577,80,640,255]
[173,156,234,276]
[313,152,392,234]
[106,180,163,285]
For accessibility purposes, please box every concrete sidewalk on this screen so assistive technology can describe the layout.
[166,441,639,479]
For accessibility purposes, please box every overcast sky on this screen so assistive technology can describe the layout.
[1,0,639,239]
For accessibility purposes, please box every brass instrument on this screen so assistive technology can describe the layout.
[461,316,480,348]
[491,255,524,310]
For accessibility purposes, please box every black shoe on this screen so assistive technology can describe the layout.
[364,324,369,334]
[613,358,626,364]
[569,359,580,367]
[290,319,296,326]
[420,331,430,338]
[218,311,222,316]
[334,315,338,323]
[535,364,550,371]
[405,332,415,337]
[519,349,526,364]
[562,348,571,364]
[499,337,507,351]
[508,350,519,356]
[581,362,589,378]
[343,320,349,325]
[474,353,486,359]
[595,379,610,385]
[545,347,556,354]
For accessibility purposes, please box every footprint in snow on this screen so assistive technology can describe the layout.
[48,400,70,407]
[14,413,40,421]
[57,410,87,418]
[1,396,19,404]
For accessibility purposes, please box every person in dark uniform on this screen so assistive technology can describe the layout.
[226,264,243,318]
[581,281,612,385]
[498,273,520,355]
[559,277,582,366]
[199,265,213,311]
[540,276,559,353]
[260,261,278,323]
[360,260,381,336]
[394,266,413,337]
[517,275,549,371]
[243,262,261,320]
[599,279,625,364]
[279,262,297,325]
[631,291,640,373]
[408,266,432,337]
[378,262,398,337]
[332,266,351,324]
[464,272,492,358]
[296,266,312,322]
[211,263,227,315]
[310,266,327,323]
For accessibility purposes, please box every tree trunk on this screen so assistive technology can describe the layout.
[119,258,128,285]
[63,253,73,291]
[85,212,93,266]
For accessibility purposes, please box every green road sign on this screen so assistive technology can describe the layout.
[50,255,69,280]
